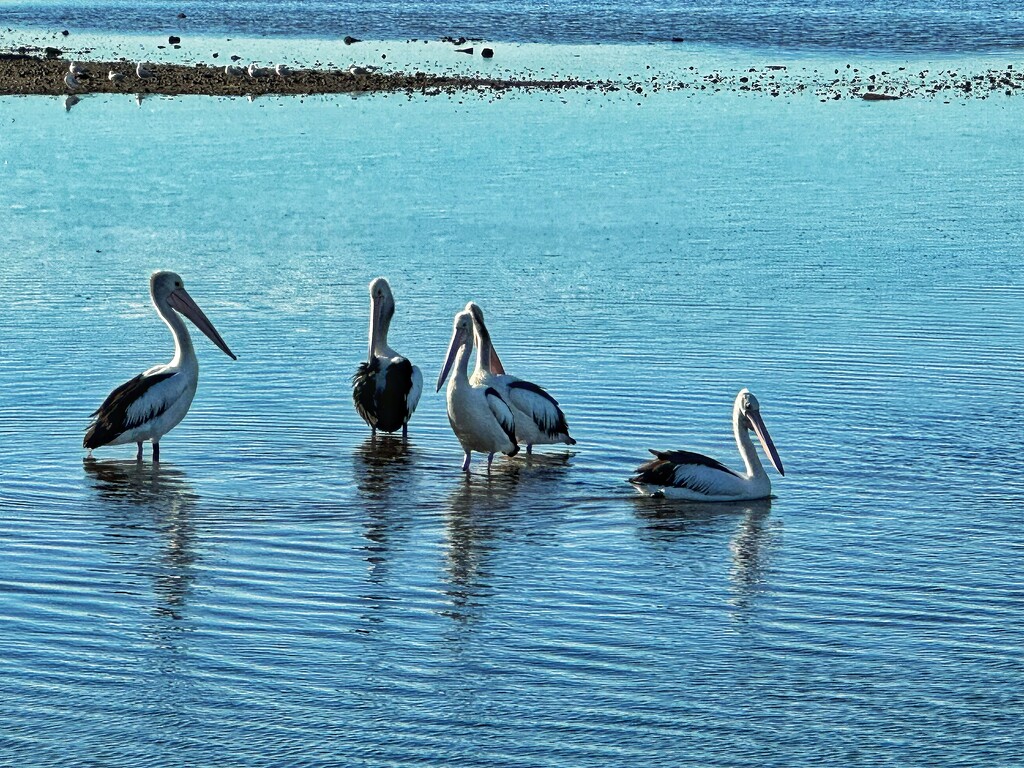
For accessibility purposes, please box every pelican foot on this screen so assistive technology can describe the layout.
[136,441,143,462]
[153,442,160,462]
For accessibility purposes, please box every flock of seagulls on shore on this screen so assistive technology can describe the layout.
[62,59,305,92]
[84,272,785,502]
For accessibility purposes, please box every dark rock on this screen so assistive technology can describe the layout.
[173,44,181,49]
[61,30,69,37]
[481,47,494,58]
[169,35,180,44]
[212,52,219,58]
[44,46,62,58]
[861,92,900,101]
[344,36,361,45]
[455,47,473,54]
[231,54,241,61]
[670,37,685,43]
[177,12,187,18]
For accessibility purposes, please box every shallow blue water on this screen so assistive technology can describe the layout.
[3,0,1024,52]
[1,89,1024,765]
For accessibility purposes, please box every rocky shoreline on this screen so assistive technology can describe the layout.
[2,49,1023,101]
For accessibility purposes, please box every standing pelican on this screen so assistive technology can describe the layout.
[465,302,575,454]
[352,278,422,438]
[84,271,236,461]
[437,310,519,471]
[629,389,785,501]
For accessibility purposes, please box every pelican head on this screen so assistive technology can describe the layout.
[151,271,236,360]
[735,388,784,475]
[463,301,505,375]
[436,310,474,391]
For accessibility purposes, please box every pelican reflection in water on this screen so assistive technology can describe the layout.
[83,457,199,620]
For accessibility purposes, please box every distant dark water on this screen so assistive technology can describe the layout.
[3,0,1024,52]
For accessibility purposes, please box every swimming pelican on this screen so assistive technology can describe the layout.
[136,62,155,79]
[629,389,785,501]
[465,302,575,454]
[69,62,86,77]
[84,271,236,461]
[64,72,80,91]
[437,309,519,471]
[352,278,422,439]
[108,70,125,83]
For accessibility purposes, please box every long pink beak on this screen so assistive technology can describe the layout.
[747,410,784,476]
[168,287,237,360]
[436,325,467,392]
[488,341,505,375]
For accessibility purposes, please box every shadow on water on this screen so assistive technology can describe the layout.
[632,496,778,617]
[83,457,199,622]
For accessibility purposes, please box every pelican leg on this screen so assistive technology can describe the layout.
[462,452,472,472]
[136,442,143,461]
[371,427,377,438]
[153,442,160,462]
[487,452,495,470]
[526,444,533,455]
[402,423,408,441]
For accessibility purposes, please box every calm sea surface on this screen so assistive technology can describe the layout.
[3,0,1024,52]
[1,86,1023,764]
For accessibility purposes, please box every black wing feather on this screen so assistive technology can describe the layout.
[485,386,519,451]
[629,449,742,490]
[84,371,177,449]
[507,380,573,440]
[377,358,413,433]
[352,359,381,429]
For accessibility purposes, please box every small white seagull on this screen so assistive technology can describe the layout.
[64,72,80,90]
[247,62,266,78]
[348,65,379,76]
[275,63,290,77]
[224,65,245,78]
[108,70,126,83]
[136,62,155,79]
[69,61,86,77]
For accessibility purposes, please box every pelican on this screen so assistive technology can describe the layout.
[629,389,784,501]
[64,72,80,91]
[465,302,575,454]
[352,278,422,439]
[84,271,236,461]
[108,70,125,83]
[437,309,519,471]
[136,62,155,79]
[69,61,86,77]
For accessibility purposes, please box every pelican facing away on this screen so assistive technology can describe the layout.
[84,271,236,461]
[629,389,784,501]
[437,310,519,471]
[352,278,422,438]
[465,302,575,454]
